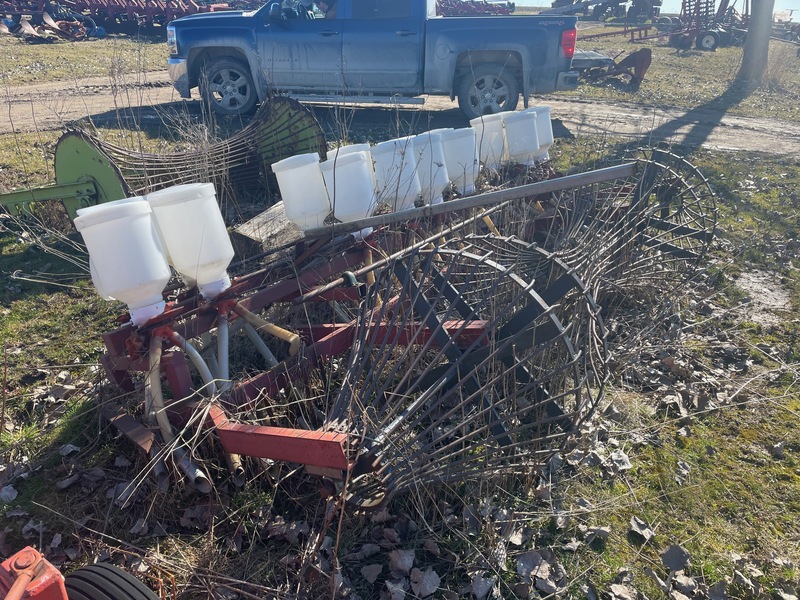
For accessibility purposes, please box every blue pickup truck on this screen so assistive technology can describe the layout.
[167,0,579,119]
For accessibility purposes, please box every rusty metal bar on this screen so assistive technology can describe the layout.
[205,403,351,471]
[579,24,655,41]
[303,163,638,238]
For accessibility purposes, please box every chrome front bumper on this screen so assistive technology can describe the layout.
[168,58,192,99]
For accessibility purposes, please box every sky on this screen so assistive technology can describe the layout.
[515,0,800,18]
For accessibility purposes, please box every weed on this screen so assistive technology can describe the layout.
[763,42,800,90]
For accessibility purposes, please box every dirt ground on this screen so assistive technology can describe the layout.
[4,70,800,155]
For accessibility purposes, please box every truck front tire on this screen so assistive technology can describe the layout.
[200,58,258,117]
[457,63,519,120]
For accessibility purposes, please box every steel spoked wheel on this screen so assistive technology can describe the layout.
[325,235,605,508]
[629,147,717,277]
[581,147,717,291]
[487,147,716,296]
[201,58,258,116]
[458,63,519,119]
[65,563,159,600]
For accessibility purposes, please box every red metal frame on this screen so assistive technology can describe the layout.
[206,403,352,470]
[578,24,655,41]
[0,547,68,600]
[99,235,493,483]
[0,0,246,26]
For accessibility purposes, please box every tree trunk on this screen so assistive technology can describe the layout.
[736,0,775,84]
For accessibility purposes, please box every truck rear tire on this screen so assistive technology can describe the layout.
[200,57,258,117]
[457,63,519,119]
[65,563,159,600]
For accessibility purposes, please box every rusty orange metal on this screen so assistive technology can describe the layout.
[0,547,68,600]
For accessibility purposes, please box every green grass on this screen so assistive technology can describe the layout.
[556,401,800,595]
[0,32,165,84]
[0,229,121,395]
[0,132,57,191]
[566,23,800,121]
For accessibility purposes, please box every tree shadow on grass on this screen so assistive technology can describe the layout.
[638,80,755,152]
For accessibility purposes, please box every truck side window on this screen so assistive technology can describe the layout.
[352,0,411,18]
[351,0,375,17]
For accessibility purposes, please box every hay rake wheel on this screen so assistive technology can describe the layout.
[317,233,607,508]
[95,157,713,510]
[90,96,326,198]
[494,147,718,300]
[0,96,326,219]
[616,147,717,282]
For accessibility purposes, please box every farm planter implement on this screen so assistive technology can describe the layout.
[90,152,714,509]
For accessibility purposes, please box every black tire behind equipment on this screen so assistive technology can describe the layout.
[65,563,159,600]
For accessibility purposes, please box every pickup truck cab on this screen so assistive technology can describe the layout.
[167,0,579,119]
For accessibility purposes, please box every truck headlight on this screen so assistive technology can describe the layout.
[167,26,178,56]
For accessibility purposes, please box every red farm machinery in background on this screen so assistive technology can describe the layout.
[0,0,518,33]
[576,0,751,51]
[0,0,258,32]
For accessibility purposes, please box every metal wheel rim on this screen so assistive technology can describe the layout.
[468,74,510,114]
[699,34,716,49]
[209,68,253,111]
[629,147,717,275]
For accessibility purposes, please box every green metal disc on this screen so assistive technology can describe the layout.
[54,131,130,217]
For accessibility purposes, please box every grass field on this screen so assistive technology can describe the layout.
[0,31,165,83]
[570,32,800,121]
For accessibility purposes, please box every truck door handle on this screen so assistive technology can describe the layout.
[319,30,339,36]
[395,29,417,36]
